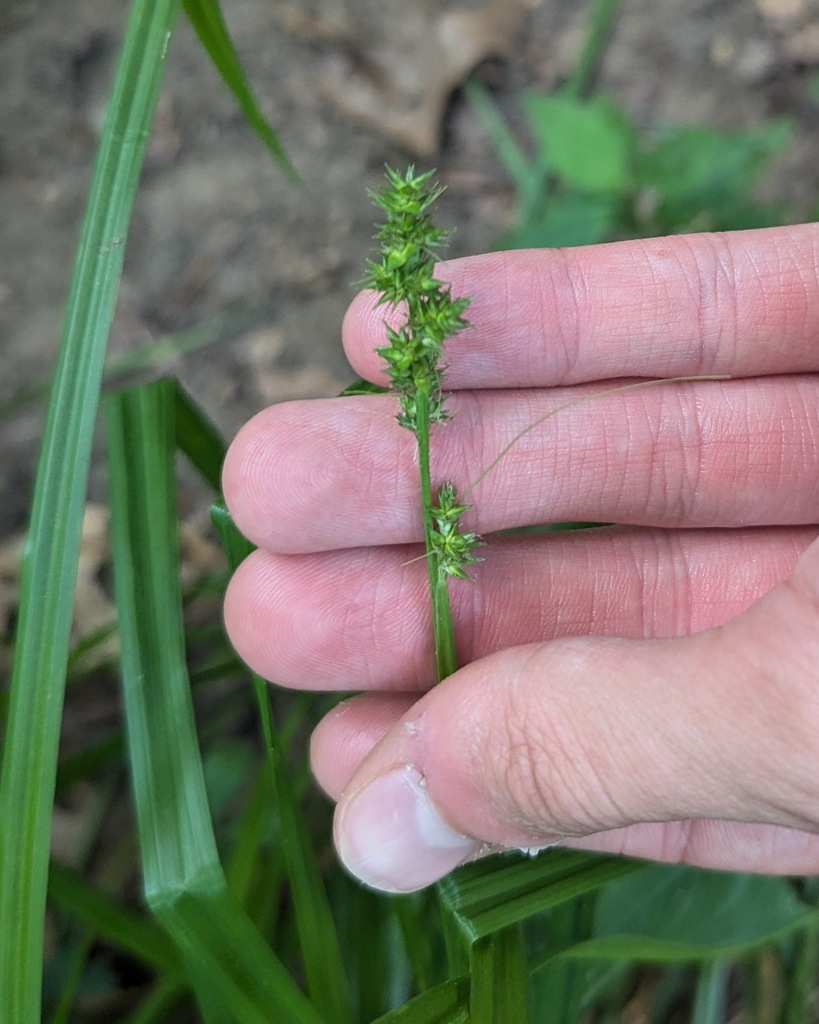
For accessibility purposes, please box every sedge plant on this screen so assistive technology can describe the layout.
[360,167,819,1024]
[363,167,481,681]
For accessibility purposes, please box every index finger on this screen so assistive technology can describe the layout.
[343,224,819,388]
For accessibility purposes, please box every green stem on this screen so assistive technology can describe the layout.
[416,389,458,681]
[691,961,729,1024]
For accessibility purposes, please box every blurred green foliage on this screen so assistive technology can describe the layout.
[469,82,793,249]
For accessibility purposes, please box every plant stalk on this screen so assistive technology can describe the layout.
[415,389,458,681]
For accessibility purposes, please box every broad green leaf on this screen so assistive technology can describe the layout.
[638,121,791,232]
[0,1,180,1017]
[182,0,297,180]
[525,93,634,194]
[105,380,322,1024]
[371,977,470,1024]
[559,865,817,963]
[500,191,619,249]
[438,849,643,943]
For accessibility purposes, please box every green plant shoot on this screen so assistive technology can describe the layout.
[364,167,481,680]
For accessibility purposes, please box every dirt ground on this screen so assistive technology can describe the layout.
[1,0,818,548]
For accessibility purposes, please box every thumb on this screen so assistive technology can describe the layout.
[332,543,819,892]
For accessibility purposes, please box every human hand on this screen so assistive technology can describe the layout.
[223,224,819,893]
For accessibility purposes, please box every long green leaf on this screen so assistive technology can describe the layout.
[469,927,528,1024]
[690,961,729,1024]
[47,862,181,978]
[182,0,297,180]
[438,850,643,944]
[525,898,594,1024]
[0,1,180,1016]
[0,312,248,423]
[371,977,470,1024]
[105,379,322,1024]
[174,381,228,492]
[212,502,354,1024]
[562,0,621,98]
[463,80,532,196]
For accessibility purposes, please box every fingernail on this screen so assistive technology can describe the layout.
[336,765,480,893]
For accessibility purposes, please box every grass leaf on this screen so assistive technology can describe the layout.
[182,0,298,180]
[438,849,642,943]
[469,927,529,1024]
[48,862,182,978]
[105,379,323,1023]
[174,380,228,491]
[691,961,730,1024]
[212,502,354,1024]
[371,977,471,1024]
[0,1,180,1017]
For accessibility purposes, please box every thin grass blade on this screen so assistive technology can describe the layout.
[212,502,355,1024]
[469,926,529,1024]
[174,380,227,491]
[0,312,249,423]
[105,379,322,1023]
[563,0,621,98]
[438,850,642,944]
[690,961,730,1024]
[525,898,595,1024]
[48,862,181,978]
[121,978,187,1024]
[463,80,533,195]
[0,1,180,1016]
[371,977,471,1024]
[182,0,297,180]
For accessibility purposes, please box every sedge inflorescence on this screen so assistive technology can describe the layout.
[364,166,483,590]
[429,483,483,581]
[364,166,470,432]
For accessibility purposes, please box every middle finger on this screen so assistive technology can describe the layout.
[224,375,819,554]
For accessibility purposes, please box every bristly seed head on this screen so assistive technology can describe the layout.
[430,483,483,581]
[363,166,470,432]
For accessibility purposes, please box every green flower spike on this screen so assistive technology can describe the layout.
[430,483,484,581]
[363,166,470,431]
[365,166,480,679]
